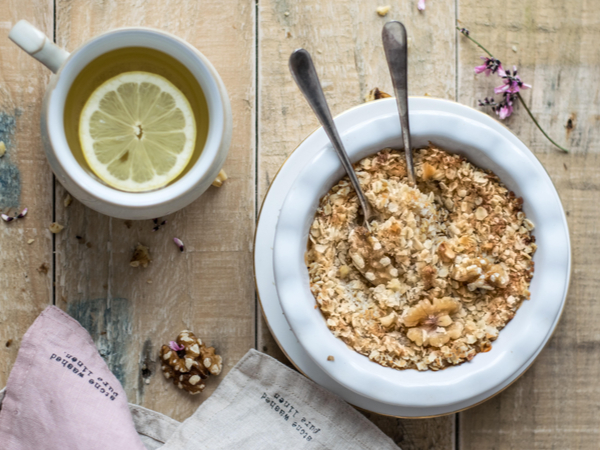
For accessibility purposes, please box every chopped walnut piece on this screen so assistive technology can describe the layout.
[365,87,391,102]
[420,265,437,290]
[437,242,456,263]
[379,311,398,328]
[422,163,437,181]
[130,243,151,268]
[452,257,509,291]
[348,227,398,286]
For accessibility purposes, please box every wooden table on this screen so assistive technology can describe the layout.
[1,1,597,448]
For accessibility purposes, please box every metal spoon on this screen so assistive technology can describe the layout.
[288,48,376,229]
[382,21,416,185]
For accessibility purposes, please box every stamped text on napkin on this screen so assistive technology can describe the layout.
[260,391,321,442]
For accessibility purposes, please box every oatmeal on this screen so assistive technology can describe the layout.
[306,146,536,371]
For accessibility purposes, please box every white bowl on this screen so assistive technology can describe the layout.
[273,97,570,411]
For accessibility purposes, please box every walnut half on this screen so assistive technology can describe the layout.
[160,330,223,395]
[403,297,463,347]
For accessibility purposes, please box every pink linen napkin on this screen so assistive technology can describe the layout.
[0,306,146,450]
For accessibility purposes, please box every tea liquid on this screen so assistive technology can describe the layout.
[64,47,209,185]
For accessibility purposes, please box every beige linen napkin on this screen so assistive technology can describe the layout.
[159,349,399,450]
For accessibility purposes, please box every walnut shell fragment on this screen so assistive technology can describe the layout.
[160,330,222,395]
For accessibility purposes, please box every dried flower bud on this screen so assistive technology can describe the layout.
[152,219,167,232]
[1,214,14,222]
[17,208,27,219]
[174,237,185,252]
[169,341,185,352]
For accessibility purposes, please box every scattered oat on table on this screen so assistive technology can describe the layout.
[64,194,72,208]
[27,239,34,245]
[376,5,391,16]
[327,355,335,361]
[0,141,5,157]
[306,146,536,371]
[212,169,228,187]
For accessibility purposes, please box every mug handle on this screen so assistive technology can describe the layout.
[9,20,70,74]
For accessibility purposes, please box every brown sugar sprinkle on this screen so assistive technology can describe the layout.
[306,146,536,371]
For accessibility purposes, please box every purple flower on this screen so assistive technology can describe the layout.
[479,93,515,120]
[418,0,425,10]
[474,57,502,76]
[495,66,531,94]
[497,102,513,119]
[169,341,185,352]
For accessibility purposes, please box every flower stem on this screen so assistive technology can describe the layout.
[457,26,570,153]
[456,27,493,57]
[516,93,569,153]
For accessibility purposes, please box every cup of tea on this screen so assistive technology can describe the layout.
[9,20,232,219]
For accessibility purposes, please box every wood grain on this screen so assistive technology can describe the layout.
[54,0,256,421]
[257,1,456,447]
[0,2,53,386]
[457,0,600,448]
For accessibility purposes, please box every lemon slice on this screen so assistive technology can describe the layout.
[79,71,196,192]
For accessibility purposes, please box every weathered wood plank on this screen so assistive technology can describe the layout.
[258,1,456,447]
[0,3,54,386]
[457,0,600,448]
[54,0,255,421]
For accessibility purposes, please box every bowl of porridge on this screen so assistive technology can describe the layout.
[272,97,570,412]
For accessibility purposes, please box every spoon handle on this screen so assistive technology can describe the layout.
[289,49,374,225]
[382,21,416,185]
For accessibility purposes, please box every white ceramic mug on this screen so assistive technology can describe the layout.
[9,20,232,219]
